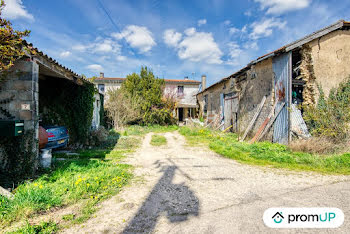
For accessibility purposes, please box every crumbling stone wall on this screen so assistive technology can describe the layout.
[299,45,317,106]
[238,58,274,139]
[307,30,350,100]
[0,60,39,180]
[197,79,231,126]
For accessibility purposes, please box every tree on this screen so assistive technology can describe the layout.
[0,0,30,82]
[105,67,176,128]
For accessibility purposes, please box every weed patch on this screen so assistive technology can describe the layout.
[150,135,167,146]
[180,127,350,174]
[1,136,140,229]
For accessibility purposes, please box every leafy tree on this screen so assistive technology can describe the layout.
[106,67,176,128]
[0,0,30,82]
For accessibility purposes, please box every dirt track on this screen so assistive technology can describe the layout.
[63,131,350,233]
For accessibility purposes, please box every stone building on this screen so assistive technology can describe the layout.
[93,73,202,121]
[197,20,350,144]
[0,41,100,180]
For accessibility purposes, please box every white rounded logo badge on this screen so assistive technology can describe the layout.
[263,208,344,228]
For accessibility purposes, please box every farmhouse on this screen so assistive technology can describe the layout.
[93,73,203,121]
[0,41,102,180]
[197,20,350,144]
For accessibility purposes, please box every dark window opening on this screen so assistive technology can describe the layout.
[98,84,105,93]
[292,49,305,111]
[177,86,184,95]
[204,94,208,114]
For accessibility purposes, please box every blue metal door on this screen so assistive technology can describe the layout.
[272,52,291,144]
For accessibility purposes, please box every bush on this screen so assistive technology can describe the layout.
[303,77,350,142]
[105,67,176,128]
[144,108,176,125]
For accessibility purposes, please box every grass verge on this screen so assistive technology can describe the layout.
[150,135,167,146]
[0,135,141,231]
[179,127,350,174]
[123,125,178,136]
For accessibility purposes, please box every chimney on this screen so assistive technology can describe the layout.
[201,75,206,91]
[184,76,189,80]
[100,72,104,78]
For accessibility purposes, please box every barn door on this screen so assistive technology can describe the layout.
[224,92,238,132]
[272,52,291,144]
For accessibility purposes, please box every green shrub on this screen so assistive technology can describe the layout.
[303,77,350,142]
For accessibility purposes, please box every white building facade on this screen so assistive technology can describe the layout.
[93,73,202,121]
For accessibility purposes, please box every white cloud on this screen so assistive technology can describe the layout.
[93,39,116,53]
[197,19,207,26]
[86,64,103,71]
[244,10,252,16]
[116,55,126,61]
[112,25,156,53]
[163,29,182,47]
[223,20,231,26]
[249,18,286,39]
[227,42,242,59]
[177,28,223,64]
[72,38,120,55]
[243,41,259,50]
[229,27,239,35]
[72,44,88,52]
[2,0,34,21]
[255,0,311,15]
[59,51,71,58]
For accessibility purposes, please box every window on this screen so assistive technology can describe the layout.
[177,86,184,95]
[98,84,105,93]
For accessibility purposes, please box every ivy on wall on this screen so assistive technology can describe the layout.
[40,78,95,144]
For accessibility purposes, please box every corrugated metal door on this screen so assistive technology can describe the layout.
[272,52,291,144]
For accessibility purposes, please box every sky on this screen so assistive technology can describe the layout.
[2,0,350,86]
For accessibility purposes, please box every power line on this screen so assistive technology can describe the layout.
[96,0,137,55]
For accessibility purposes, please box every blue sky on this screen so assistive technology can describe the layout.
[3,0,350,86]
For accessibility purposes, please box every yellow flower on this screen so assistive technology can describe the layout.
[94,177,98,180]
[33,183,38,187]
[87,183,90,187]
[39,185,43,189]
[90,196,93,199]
[103,186,107,189]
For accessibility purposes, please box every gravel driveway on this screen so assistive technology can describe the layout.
[63,131,350,233]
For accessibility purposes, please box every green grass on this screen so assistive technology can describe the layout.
[150,135,167,146]
[0,136,141,229]
[8,221,58,234]
[123,125,178,136]
[179,127,350,174]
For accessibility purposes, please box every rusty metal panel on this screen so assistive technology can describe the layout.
[273,52,291,144]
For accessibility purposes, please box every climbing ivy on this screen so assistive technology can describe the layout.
[40,80,96,144]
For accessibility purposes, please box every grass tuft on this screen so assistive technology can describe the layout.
[150,135,167,146]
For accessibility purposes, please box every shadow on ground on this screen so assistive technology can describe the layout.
[122,165,200,233]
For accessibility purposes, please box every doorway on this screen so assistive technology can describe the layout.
[178,108,183,121]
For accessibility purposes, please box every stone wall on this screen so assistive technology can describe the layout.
[307,29,350,99]
[238,58,275,139]
[0,60,39,179]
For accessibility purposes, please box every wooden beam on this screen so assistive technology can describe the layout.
[250,101,277,143]
[240,96,266,142]
[257,102,286,142]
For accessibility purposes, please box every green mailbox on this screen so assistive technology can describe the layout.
[0,120,24,136]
